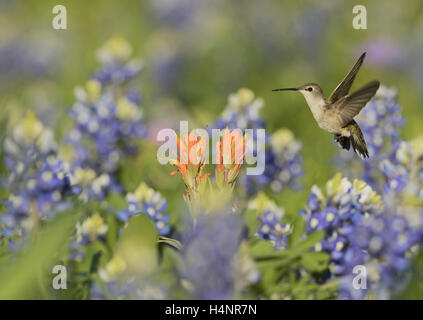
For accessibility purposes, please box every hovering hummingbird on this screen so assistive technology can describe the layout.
[273,52,379,159]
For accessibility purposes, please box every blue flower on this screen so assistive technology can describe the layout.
[214,88,265,131]
[340,212,421,299]
[92,254,167,299]
[381,136,423,196]
[303,173,422,299]
[70,212,109,261]
[0,112,73,243]
[117,183,171,235]
[66,38,147,198]
[0,38,60,85]
[179,212,245,299]
[249,193,292,249]
[302,173,382,278]
[251,129,303,195]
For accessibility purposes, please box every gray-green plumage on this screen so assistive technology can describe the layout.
[273,52,379,159]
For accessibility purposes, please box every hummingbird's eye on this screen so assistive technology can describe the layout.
[307,87,313,92]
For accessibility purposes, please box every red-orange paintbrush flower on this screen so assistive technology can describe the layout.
[170,132,210,197]
[215,128,248,187]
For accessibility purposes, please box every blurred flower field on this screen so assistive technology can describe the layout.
[1,0,423,300]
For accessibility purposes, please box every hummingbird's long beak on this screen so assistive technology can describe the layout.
[272,88,298,92]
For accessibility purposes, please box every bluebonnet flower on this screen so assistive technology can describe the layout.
[67,167,116,202]
[117,183,170,235]
[214,88,265,131]
[92,254,167,300]
[379,135,423,227]
[179,212,257,299]
[302,173,422,299]
[147,35,186,93]
[71,212,108,261]
[381,136,423,195]
[0,112,73,242]
[94,37,143,86]
[301,173,383,277]
[339,212,421,299]
[249,193,292,249]
[0,38,61,86]
[336,86,405,190]
[68,80,146,173]
[254,129,303,195]
[213,88,303,196]
[66,38,147,197]
[149,0,201,29]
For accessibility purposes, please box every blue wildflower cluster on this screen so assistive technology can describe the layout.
[301,173,383,276]
[251,128,302,195]
[249,193,292,249]
[71,212,109,261]
[117,183,171,235]
[179,212,258,299]
[340,212,421,299]
[378,135,423,230]
[381,136,423,196]
[302,173,422,299]
[93,37,144,86]
[66,37,147,196]
[357,86,404,157]
[0,38,60,86]
[92,255,167,300]
[67,167,113,202]
[213,88,303,196]
[330,84,423,298]
[0,112,73,243]
[214,88,265,130]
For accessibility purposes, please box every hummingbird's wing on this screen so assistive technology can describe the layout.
[327,52,366,104]
[332,80,380,127]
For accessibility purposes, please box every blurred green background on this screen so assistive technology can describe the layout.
[1,0,423,216]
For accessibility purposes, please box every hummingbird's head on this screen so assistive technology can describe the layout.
[272,83,323,96]
[296,83,323,97]
[272,83,324,106]
[296,83,324,108]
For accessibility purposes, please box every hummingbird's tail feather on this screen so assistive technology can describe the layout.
[345,120,369,159]
[334,134,350,151]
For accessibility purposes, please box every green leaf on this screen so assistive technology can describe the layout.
[106,193,127,211]
[397,249,423,299]
[115,214,159,278]
[288,214,306,247]
[250,239,278,258]
[244,209,260,238]
[292,231,325,253]
[72,241,109,277]
[105,213,118,250]
[300,252,330,272]
[0,211,78,299]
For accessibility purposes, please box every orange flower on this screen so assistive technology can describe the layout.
[216,128,248,186]
[170,132,210,194]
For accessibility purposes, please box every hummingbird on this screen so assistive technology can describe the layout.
[272,52,379,159]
